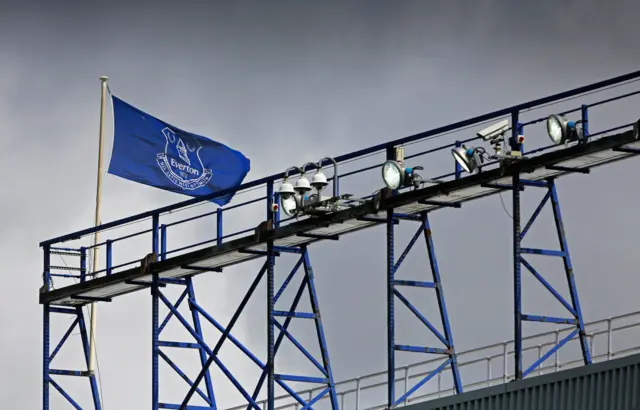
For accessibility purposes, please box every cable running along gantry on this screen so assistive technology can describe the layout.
[40,70,640,410]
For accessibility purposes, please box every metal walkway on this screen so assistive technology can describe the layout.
[41,125,640,307]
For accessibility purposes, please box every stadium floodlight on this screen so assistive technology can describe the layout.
[451,145,485,173]
[311,170,328,192]
[278,180,295,200]
[296,162,319,196]
[382,160,404,190]
[381,146,427,190]
[294,175,312,194]
[279,166,306,217]
[316,157,339,198]
[546,114,583,145]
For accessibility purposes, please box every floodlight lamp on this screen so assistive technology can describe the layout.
[382,160,404,190]
[451,145,478,173]
[547,114,579,145]
[311,170,328,192]
[278,180,295,200]
[294,176,312,194]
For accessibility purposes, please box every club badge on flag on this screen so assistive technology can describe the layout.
[107,96,251,206]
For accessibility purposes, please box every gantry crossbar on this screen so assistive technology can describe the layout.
[40,125,640,306]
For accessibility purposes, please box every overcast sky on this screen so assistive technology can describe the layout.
[2,1,640,409]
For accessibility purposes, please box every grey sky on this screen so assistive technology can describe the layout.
[2,1,640,409]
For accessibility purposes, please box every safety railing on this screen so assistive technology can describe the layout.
[229,310,640,410]
[41,71,640,297]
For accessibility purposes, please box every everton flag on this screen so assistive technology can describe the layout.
[107,96,251,206]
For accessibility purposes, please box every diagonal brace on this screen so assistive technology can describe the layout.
[179,262,267,409]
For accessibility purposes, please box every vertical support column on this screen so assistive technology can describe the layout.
[42,246,51,410]
[160,225,167,261]
[266,180,276,410]
[510,111,523,154]
[151,270,160,410]
[454,141,462,179]
[512,172,523,380]
[386,209,395,408]
[151,213,160,410]
[267,238,276,410]
[581,105,589,139]
[80,247,87,283]
[216,209,223,246]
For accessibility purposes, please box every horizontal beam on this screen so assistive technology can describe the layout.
[39,127,640,305]
[40,71,640,247]
[394,345,451,355]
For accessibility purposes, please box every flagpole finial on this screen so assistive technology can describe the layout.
[100,76,109,82]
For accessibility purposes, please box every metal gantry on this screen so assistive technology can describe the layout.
[40,70,640,410]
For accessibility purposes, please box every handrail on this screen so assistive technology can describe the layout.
[40,69,640,247]
[225,310,640,410]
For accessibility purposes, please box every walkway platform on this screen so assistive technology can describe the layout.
[40,125,640,307]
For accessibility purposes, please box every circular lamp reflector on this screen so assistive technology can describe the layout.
[451,146,476,173]
[546,114,566,145]
[281,195,298,216]
[382,160,404,189]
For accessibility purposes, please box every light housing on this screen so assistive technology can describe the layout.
[294,176,312,194]
[311,171,328,192]
[547,114,579,145]
[451,145,479,173]
[382,160,404,190]
[278,180,295,200]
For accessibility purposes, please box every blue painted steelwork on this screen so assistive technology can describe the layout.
[386,210,462,408]
[246,244,338,410]
[42,246,102,410]
[152,276,217,409]
[39,71,640,409]
[510,174,591,379]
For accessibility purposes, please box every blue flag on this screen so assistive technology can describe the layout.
[108,95,251,206]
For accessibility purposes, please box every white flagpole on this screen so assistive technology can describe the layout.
[89,75,109,374]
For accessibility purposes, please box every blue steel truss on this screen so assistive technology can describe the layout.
[152,226,338,409]
[511,177,591,380]
[39,70,640,410]
[151,275,217,409]
[386,210,462,407]
[42,248,102,410]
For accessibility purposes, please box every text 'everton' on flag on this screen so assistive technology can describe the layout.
[107,96,251,206]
